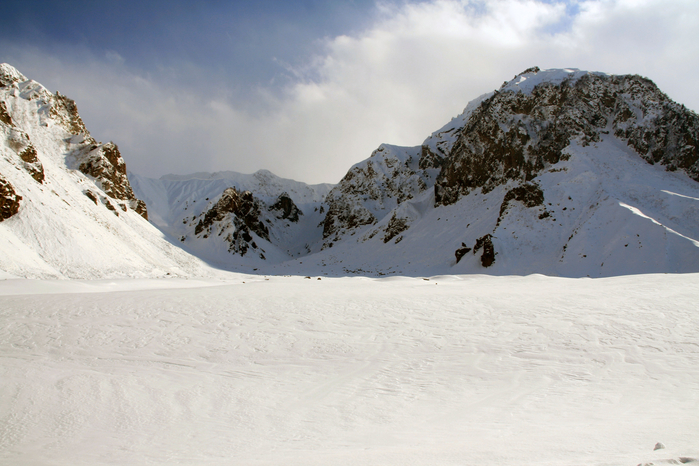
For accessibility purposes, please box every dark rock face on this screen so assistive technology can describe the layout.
[473,234,495,267]
[0,174,21,221]
[383,213,410,243]
[435,72,699,206]
[321,145,433,246]
[455,243,472,263]
[270,192,302,222]
[322,194,376,241]
[74,143,148,219]
[419,145,445,170]
[0,101,12,125]
[85,190,98,205]
[321,162,381,242]
[496,183,544,226]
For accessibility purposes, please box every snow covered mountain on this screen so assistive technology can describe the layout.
[129,170,332,269]
[0,64,215,279]
[135,67,699,277]
[2,64,698,278]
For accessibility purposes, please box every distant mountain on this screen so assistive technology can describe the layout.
[0,64,213,279]
[129,170,332,269]
[2,64,698,278]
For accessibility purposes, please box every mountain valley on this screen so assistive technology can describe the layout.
[2,64,698,278]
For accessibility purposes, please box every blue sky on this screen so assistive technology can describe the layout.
[1,1,380,98]
[1,0,698,183]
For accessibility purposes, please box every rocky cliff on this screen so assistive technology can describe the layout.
[0,63,147,221]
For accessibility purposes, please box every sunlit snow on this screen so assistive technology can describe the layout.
[1,273,698,466]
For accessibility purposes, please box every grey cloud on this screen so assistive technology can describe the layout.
[2,0,697,185]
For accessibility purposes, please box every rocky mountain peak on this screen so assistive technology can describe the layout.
[434,69,699,206]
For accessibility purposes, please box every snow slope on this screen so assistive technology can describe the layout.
[1,273,697,465]
[0,64,217,279]
[273,130,699,277]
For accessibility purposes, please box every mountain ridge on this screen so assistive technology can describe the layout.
[2,64,698,278]
[132,67,698,277]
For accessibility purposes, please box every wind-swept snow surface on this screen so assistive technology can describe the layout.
[1,274,698,466]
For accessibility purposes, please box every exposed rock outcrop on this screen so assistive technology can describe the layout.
[4,127,45,183]
[0,173,21,220]
[496,183,544,226]
[321,144,434,246]
[383,213,410,243]
[270,192,302,222]
[50,92,96,143]
[473,234,495,267]
[193,187,270,257]
[0,101,12,126]
[18,144,45,183]
[454,243,472,264]
[74,142,148,219]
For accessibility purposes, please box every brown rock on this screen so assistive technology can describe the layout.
[0,174,21,221]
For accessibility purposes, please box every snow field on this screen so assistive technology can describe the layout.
[1,273,698,465]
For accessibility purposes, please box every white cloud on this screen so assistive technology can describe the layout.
[2,0,698,184]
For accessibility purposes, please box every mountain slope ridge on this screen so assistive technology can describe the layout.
[0,63,218,279]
